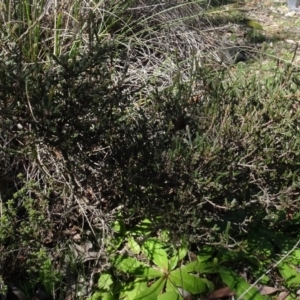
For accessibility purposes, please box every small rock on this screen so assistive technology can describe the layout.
[285,11,297,16]
[285,39,296,44]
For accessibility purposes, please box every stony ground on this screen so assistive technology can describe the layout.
[245,0,300,63]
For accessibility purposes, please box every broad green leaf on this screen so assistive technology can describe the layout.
[142,239,165,262]
[152,248,169,271]
[166,280,189,299]
[168,255,178,271]
[219,267,266,300]
[133,277,166,300]
[90,291,116,300]
[119,278,148,300]
[169,269,208,294]
[181,260,217,273]
[158,291,182,300]
[177,245,188,261]
[128,236,141,254]
[277,262,300,288]
[143,239,165,250]
[166,278,177,292]
[113,256,163,278]
[98,273,114,291]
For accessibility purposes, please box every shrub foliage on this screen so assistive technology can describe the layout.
[1,0,300,298]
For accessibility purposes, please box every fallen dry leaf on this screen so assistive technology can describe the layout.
[257,285,281,295]
[278,291,290,300]
[209,287,235,299]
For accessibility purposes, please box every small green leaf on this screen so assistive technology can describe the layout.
[197,254,212,262]
[158,291,182,300]
[166,279,177,293]
[168,256,178,271]
[113,256,163,278]
[181,260,217,273]
[91,291,116,300]
[98,272,114,291]
[133,277,166,300]
[128,236,141,254]
[166,279,189,299]
[143,240,169,272]
[177,245,188,261]
[169,269,208,294]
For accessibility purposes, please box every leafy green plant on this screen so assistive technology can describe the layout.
[92,218,279,300]
[38,257,62,297]
[93,237,215,300]
[116,240,217,300]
